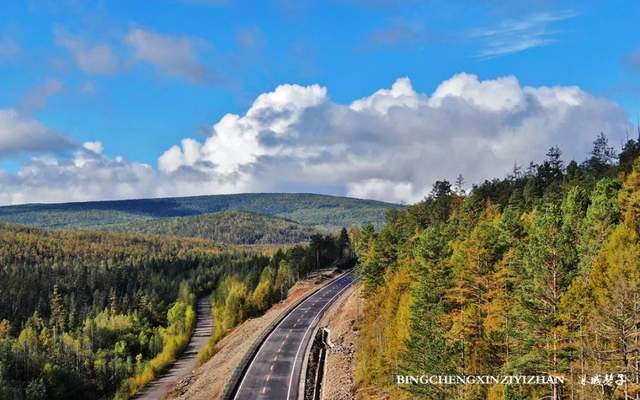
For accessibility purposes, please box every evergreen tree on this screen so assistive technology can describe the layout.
[511,205,577,399]
[402,226,453,399]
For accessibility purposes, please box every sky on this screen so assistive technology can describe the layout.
[0,0,639,205]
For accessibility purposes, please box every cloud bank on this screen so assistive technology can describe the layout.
[0,73,631,205]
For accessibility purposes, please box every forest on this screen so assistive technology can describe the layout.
[354,132,640,400]
[108,211,321,244]
[0,192,398,231]
[0,223,348,399]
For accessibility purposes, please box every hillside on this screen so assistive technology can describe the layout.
[0,193,399,231]
[108,211,319,244]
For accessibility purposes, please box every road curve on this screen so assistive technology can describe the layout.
[233,271,354,400]
[135,296,213,400]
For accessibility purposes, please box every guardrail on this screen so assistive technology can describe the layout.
[298,275,360,400]
[219,271,347,400]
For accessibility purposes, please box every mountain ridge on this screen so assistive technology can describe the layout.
[0,192,400,232]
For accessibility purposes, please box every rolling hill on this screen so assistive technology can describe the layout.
[107,211,320,244]
[0,193,400,235]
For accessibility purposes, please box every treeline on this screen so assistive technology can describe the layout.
[0,225,266,399]
[198,230,352,363]
[354,133,640,399]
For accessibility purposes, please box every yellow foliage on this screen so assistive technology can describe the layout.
[0,319,10,341]
[118,301,196,399]
[356,266,411,391]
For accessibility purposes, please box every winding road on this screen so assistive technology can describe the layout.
[135,296,213,400]
[232,271,354,400]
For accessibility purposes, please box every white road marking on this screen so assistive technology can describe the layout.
[233,273,351,400]
[285,274,353,400]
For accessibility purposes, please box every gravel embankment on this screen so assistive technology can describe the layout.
[317,283,363,400]
[167,270,338,400]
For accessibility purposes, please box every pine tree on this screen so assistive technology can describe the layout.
[446,203,505,377]
[50,284,66,334]
[512,205,577,399]
[401,226,453,399]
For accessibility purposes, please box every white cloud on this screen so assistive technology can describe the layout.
[0,109,75,157]
[125,27,206,82]
[155,73,629,203]
[0,73,631,205]
[472,10,577,59]
[54,29,118,75]
[0,147,156,205]
[83,141,103,154]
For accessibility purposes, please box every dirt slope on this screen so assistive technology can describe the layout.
[317,283,363,400]
[167,270,337,400]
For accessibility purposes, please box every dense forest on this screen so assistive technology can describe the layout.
[107,211,320,244]
[0,193,398,231]
[0,223,349,399]
[197,230,352,363]
[354,132,640,400]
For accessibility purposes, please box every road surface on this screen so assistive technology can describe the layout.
[233,271,354,400]
[135,296,213,400]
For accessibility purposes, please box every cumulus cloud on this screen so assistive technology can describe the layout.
[156,73,629,203]
[0,73,631,205]
[0,109,75,158]
[0,140,255,205]
[125,27,207,82]
[0,144,155,205]
[54,29,118,75]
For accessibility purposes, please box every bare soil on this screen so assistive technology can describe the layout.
[167,269,338,400]
[317,283,363,400]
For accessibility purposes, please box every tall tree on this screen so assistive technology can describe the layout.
[512,205,577,399]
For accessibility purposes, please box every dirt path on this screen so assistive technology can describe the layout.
[135,296,213,400]
[167,270,339,400]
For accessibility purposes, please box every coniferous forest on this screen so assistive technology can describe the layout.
[0,222,348,399]
[353,133,640,400]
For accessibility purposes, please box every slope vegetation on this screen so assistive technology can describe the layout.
[0,193,399,231]
[110,211,319,244]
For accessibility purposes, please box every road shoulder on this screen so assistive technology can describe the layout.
[167,270,338,400]
[316,283,363,400]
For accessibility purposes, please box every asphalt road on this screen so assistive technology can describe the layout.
[135,296,213,400]
[233,271,354,400]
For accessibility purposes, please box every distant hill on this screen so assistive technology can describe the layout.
[107,211,320,244]
[0,193,400,234]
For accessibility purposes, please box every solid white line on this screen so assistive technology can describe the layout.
[285,274,353,400]
[232,272,348,400]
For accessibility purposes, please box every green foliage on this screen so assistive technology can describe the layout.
[197,233,350,365]
[0,224,263,399]
[109,211,320,244]
[354,135,640,399]
[0,193,399,233]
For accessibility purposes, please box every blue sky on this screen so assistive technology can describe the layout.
[0,0,639,205]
